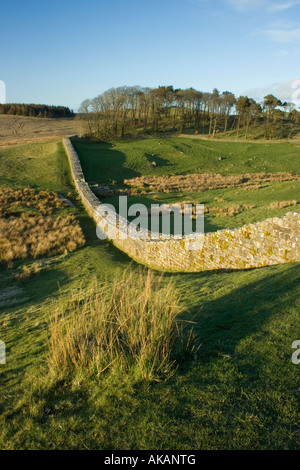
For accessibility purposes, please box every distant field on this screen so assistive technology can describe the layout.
[0,115,76,147]
[73,137,300,183]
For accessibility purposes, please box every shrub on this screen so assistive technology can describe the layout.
[0,214,85,265]
[269,200,297,210]
[0,188,85,265]
[47,270,198,382]
[0,187,66,217]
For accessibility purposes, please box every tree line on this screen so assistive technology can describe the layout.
[0,103,74,118]
[77,86,300,140]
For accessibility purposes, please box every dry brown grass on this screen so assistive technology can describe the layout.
[242,184,265,191]
[163,201,256,218]
[0,115,76,148]
[214,197,225,203]
[0,188,85,265]
[124,172,300,194]
[14,264,40,284]
[206,204,243,217]
[269,200,298,210]
[0,187,67,216]
[47,270,198,381]
[0,214,85,265]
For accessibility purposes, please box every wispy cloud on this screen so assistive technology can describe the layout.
[261,25,300,43]
[268,1,300,12]
[227,0,300,11]
[228,0,300,45]
[226,0,266,10]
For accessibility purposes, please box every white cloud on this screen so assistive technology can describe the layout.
[262,26,300,43]
[244,78,300,105]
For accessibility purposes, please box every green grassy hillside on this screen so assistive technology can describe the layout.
[105,180,300,233]
[74,137,300,232]
[0,141,72,192]
[73,137,300,182]
[0,138,299,450]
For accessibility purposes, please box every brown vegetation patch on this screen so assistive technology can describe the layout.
[0,115,76,148]
[124,172,300,194]
[269,200,298,210]
[0,214,85,265]
[0,188,85,265]
[14,264,41,284]
[0,187,68,216]
[164,201,256,218]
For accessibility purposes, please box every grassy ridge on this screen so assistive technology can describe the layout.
[0,138,299,449]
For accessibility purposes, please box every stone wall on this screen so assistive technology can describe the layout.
[63,138,300,272]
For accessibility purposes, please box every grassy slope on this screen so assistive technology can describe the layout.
[0,139,299,449]
[74,137,300,231]
[105,181,300,233]
[0,115,76,148]
[0,141,72,192]
[73,138,300,182]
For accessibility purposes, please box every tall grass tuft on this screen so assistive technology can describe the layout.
[47,270,196,382]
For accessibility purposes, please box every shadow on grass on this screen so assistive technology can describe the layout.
[4,263,299,450]
[177,263,300,363]
[145,153,171,169]
[73,141,141,183]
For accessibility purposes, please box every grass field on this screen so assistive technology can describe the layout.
[73,137,300,182]
[105,181,300,233]
[0,138,299,449]
[0,115,76,148]
[0,141,73,192]
[74,138,300,232]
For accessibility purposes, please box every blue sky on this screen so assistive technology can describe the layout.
[1,0,300,110]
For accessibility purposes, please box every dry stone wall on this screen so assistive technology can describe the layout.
[63,138,300,272]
